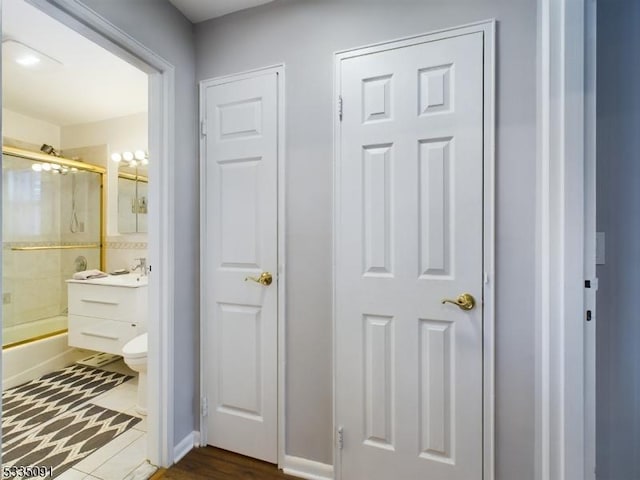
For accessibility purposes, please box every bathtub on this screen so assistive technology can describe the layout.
[3,315,68,346]
[3,320,89,390]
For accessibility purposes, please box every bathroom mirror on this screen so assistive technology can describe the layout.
[117,163,148,234]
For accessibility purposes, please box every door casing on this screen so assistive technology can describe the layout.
[332,21,495,480]
[199,64,286,467]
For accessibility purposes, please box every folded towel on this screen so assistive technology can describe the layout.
[72,269,108,280]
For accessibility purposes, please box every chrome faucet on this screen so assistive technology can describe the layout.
[132,257,148,276]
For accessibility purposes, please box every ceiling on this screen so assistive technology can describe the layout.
[2,0,147,127]
[168,0,275,23]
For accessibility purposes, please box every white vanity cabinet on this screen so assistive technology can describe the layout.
[67,275,148,355]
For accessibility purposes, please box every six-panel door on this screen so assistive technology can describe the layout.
[336,32,484,480]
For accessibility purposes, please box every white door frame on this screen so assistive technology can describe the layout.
[333,20,496,480]
[199,64,287,467]
[583,1,597,478]
[19,0,177,467]
[535,0,592,479]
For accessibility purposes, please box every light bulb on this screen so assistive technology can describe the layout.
[41,163,52,171]
[111,153,122,163]
[122,151,134,162]
[32,164,42,172]
[141,158,149,166]
[134,150,146,160]
[51,164,61,170]
[71,167,78,172]
[130,159,138,167]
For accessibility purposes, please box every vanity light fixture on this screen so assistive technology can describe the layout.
[111,149,148,168]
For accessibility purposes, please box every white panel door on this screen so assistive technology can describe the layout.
[203,71,278,463]
[336,32,484,480]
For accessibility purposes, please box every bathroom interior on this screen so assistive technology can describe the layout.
[1,0,156,477]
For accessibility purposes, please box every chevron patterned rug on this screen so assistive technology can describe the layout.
[2,404,140,479]
[2,364,132,444]
[2,364,139,478]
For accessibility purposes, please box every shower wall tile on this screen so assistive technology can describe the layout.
[105,238,148,273]
[60,248,101,311]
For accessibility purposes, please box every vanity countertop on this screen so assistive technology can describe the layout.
[66,273,148,288]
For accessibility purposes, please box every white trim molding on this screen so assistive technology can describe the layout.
[535,0,586,479]
[26,0,177,468]
[174,431,200,463]
[282,455,334,480]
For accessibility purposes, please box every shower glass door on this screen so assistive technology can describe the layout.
[2,148,103,347]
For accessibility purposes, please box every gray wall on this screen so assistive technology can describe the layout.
[596,1,640,479]
[76,0,199,447]
[195,1,538,476]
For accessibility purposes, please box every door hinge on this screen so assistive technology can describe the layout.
[201,397,209,417]
[200,119,207,137]
[338,96,343,121]
[337,426,344,450]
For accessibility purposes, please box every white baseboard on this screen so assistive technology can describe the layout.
[174,431,199,463]
[282,455,334,480]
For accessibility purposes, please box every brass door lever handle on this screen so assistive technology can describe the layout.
[441,293,476,311]
[245,272,273,286]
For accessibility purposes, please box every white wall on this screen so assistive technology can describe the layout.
[195,0,537,476]
[596,1,640,479]
[61,112,149,271]
[76,0,199,449]
[2,108,61,148]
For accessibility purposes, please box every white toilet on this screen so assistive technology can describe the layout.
[122,333,148,415]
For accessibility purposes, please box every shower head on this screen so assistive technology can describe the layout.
[40,144,60,156]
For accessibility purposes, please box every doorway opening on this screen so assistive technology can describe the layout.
[1,0,175,474]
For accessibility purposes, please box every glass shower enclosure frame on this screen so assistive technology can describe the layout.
[2,145,106,348]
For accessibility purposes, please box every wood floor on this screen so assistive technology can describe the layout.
[156,447,299,479]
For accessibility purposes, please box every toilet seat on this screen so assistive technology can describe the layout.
[122,333,147,359]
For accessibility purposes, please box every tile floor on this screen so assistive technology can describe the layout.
[53,360,153,480]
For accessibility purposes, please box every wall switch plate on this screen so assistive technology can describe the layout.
[596,232,605,265]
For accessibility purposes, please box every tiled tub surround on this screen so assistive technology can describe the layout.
[2,151,102,344]
[2,244,100,338]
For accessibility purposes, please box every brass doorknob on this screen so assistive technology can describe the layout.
[441,293,476,311]
[245,272,273,286]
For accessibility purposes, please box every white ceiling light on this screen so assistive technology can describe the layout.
[16,54,40,67]
[2,39,62,71]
